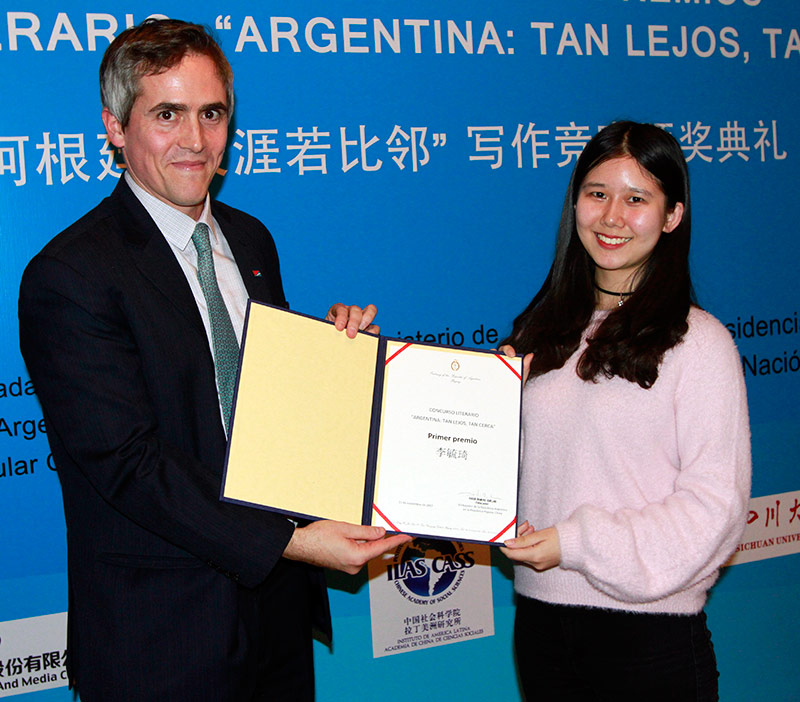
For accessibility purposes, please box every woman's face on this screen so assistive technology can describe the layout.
[575,156,684,290]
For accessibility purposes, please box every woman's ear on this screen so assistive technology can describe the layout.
[663,202,685,233]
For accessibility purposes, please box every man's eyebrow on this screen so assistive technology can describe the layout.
[148,102,187,114]
[201,102,229,114]
[146,101,229,116]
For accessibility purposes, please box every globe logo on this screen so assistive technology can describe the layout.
[387,539,475,604]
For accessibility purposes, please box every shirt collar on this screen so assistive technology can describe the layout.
[125,172,215,252]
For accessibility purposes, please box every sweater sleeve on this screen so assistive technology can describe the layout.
[556,313,752,604]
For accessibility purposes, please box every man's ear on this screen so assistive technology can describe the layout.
[101,108,125,149]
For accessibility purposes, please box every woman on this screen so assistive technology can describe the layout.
[500,121,751,701]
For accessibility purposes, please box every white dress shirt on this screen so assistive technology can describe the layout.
[125,173,249,430]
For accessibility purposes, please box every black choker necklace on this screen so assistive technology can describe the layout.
[593,281,634,307]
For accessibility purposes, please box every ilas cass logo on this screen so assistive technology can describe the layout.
[385,539,475,605]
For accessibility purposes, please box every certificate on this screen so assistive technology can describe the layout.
[221,301,522,544]
[372,340,521,542]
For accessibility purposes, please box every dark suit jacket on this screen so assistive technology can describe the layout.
[19,178,329,701]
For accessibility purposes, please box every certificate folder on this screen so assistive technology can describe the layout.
[221,300,522,545]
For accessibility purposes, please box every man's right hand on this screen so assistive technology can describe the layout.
[283,520,412,574]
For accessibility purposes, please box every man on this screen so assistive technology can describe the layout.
[18,19,408,702]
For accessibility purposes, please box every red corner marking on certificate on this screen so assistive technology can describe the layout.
[372,503,401,532]
[385,342,413,366]
[494,353,521,380]
[489,517,517,543]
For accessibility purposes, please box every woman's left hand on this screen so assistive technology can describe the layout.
[500,521,562,571]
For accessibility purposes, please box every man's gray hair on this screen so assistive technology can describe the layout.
[100,18,234,127]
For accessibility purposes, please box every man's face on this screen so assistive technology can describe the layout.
[102,53,229,220]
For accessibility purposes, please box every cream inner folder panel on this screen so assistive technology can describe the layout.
[222,301,380,524]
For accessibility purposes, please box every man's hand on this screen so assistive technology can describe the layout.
[498,344,533,384]
[326,304,379,338]
[500,521,561,571]
[284,520,412,574]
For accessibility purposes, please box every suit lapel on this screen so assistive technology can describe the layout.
[110,179,207,334]
[214,206,277,305]
[110,179,280,326]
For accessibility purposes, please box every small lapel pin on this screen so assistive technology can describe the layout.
[252,270,262,277]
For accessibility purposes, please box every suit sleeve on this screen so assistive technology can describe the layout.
[19,250,295,588]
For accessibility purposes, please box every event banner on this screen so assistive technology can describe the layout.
[727,490,800,565]
[1,1,799,701]
[222,302,522,544]
[0,614,67,697]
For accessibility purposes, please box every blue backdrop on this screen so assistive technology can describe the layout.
[1,1,798,699]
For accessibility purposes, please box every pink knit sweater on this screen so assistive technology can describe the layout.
[514,307,751,614]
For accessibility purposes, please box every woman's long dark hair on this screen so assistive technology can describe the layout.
[503,121,696,389]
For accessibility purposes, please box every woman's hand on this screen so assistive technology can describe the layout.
[500,521,561,571]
